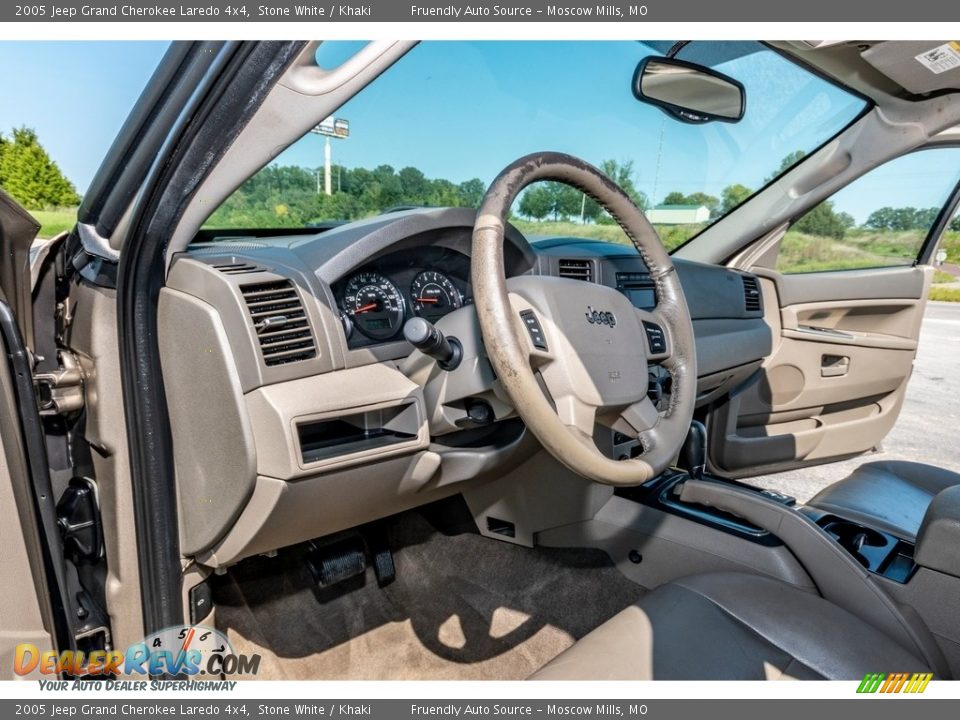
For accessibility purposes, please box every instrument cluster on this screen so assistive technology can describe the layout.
[334,247,472,348]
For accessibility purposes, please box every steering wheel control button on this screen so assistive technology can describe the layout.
[643,321,667,354]
[519,310,548,350]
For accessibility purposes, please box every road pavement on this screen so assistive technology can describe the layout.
[751,301,960,503]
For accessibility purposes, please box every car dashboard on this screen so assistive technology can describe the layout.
[160,207,772,568]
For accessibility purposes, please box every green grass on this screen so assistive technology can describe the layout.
[933,269,956,284]
[511,219,704,252]
[929,286,960,302]
[939,230,960,265]
[776,230,924,274]
[31,207,77,238]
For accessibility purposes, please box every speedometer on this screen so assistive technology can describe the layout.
[343,272,405,340]
[411,271,463,322]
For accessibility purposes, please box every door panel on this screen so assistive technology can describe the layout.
[0,321,55,679]
[707,265,930,477]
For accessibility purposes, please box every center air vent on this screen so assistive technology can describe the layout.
[213,261,264,275]
[240,280,317,366]
[742,275,762,312]
[557,259,594,282]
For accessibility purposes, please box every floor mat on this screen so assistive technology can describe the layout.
[212,510,642,680]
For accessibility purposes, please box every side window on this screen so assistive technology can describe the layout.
[776,148,960,274]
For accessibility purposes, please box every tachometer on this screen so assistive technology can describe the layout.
[411,271,463,322]
[343,272,405,340]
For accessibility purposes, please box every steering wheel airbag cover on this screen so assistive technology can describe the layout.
[471,152,696,485]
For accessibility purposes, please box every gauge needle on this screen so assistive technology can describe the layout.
[173,627,196,673]
[415,297,439,304]
[354,303,378,314]
[180,627,196,654]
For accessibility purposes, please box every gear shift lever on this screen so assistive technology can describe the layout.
[679,420,707,480]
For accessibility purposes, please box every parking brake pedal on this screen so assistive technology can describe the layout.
[305,534,367,588]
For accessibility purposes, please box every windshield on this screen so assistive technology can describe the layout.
[204,41,867,250]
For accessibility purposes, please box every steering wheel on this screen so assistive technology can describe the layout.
[471,153,697,486]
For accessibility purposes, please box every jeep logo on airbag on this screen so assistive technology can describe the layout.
[585,307,617,327]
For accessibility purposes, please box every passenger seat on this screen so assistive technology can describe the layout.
[809,460,960,540]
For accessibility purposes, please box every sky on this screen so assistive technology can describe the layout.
[0,41,170,193]
[2,40,959,224]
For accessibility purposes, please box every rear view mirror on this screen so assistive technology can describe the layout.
[633,56,745,124]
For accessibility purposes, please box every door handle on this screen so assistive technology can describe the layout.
[821,354,849,377]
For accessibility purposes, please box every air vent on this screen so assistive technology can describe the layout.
[557,259,594,282]
[240,280,317,366]
[742,275,762,312]
[213,261,264,275]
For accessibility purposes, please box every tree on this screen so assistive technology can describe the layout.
[599,159,649,212]
[865,207,896,231]
[950,214,960,232]
[837,212,856,230]
[793,199,847,240]
[684,192,719,217]
[456,178,485,208]
[658,190,719,217]
[519,184,553,220]
[866,206,940,232]
[0,127,80,209]
[398,166,428,203]
[765,150,807,183]
[552,183,584,220]
[720,184,752,215]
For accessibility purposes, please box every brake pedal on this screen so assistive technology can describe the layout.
[305,534,367,588]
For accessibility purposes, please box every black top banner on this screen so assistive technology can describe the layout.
[5,0,960,22]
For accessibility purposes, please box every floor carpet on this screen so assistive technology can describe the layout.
[212,509,642,680]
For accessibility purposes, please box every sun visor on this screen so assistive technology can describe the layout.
[862,41,960,95]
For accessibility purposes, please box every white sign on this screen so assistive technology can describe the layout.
[314,116,350,138]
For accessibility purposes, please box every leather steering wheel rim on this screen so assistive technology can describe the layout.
[471,152,697,486]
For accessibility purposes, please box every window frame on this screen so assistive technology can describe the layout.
[773,144,960,275]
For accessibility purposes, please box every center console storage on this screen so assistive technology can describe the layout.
[815,515,917,583]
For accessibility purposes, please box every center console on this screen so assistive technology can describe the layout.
[803,512,918,583]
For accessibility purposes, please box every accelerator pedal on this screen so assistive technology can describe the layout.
[365,522,396,588]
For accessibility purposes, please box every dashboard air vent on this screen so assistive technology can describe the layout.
[742,275,762,312]
[240,280,317,366]
[557,259,594,282]
[213,261,264,275]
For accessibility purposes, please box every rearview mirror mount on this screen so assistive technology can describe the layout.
[633,56,745,124]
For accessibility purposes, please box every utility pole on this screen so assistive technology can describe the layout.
[324,137,332,195]
[309,116,350,196]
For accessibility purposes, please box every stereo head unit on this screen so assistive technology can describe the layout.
[616,271,657,310]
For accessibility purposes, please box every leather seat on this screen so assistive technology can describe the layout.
[530,572,933,680]
[809,461,960,540]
